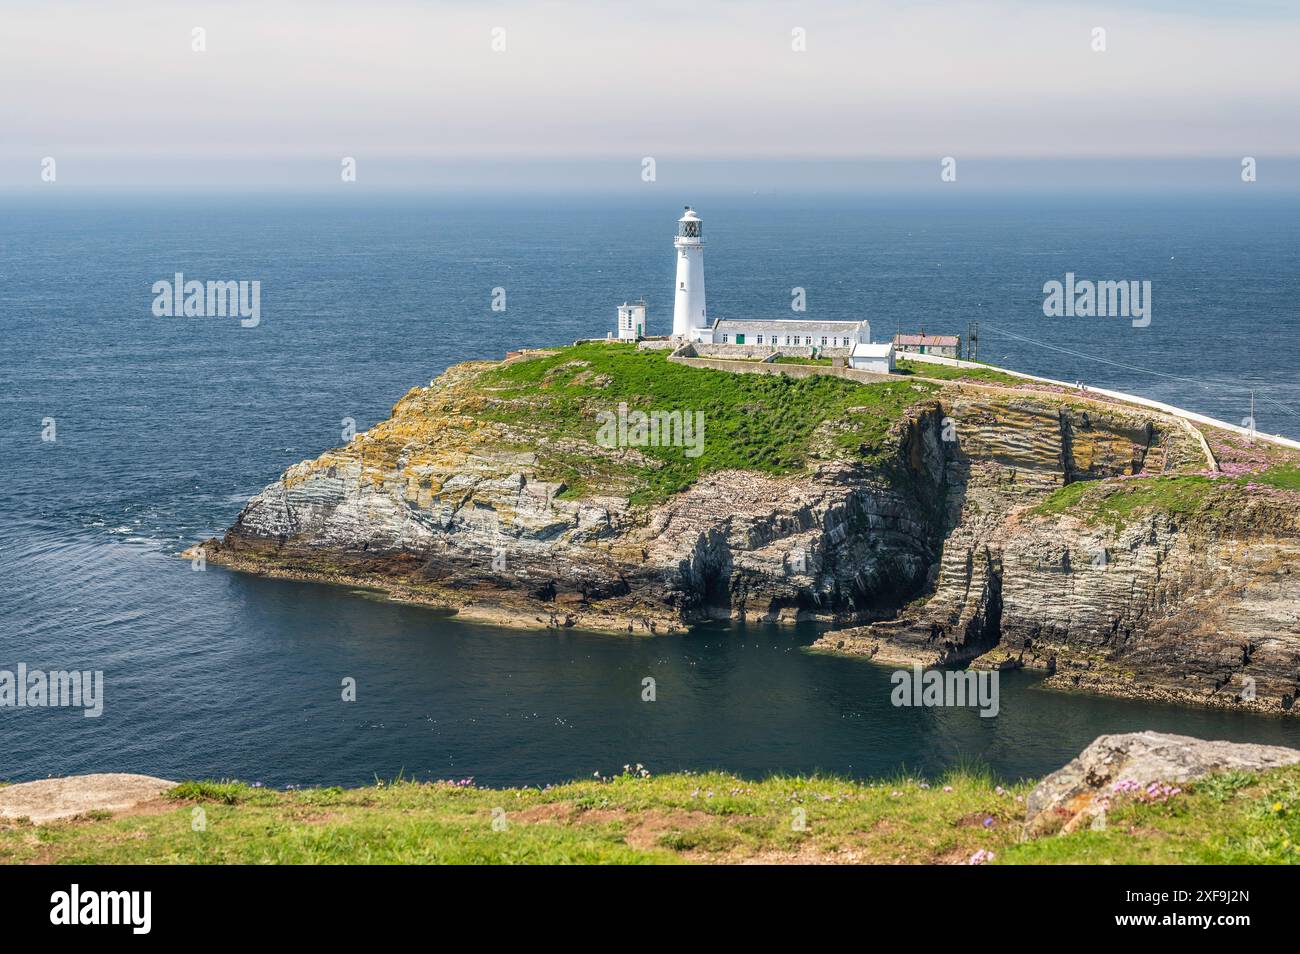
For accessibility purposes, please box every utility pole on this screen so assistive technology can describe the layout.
[1249,390,1256,444]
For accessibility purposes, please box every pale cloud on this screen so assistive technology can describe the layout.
[2,0,1297,167]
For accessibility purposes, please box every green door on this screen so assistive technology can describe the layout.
[735,333,745,344]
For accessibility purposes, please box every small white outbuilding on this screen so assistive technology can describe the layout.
[850,342,895,374]
[617,301,646,340]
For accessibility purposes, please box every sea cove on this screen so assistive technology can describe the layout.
[4,194,1300,791]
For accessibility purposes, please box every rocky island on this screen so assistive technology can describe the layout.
[196,343,1300,715]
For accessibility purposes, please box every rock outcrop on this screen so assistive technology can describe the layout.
[204,352,957,633]
[1024,731,1300,834]
[199,347,1300,714]
[0,774,176,824]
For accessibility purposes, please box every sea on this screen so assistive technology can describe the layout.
[3,191,1300,787]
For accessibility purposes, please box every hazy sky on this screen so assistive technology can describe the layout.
[3,0,1299,188]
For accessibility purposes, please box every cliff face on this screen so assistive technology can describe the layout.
[212,350,954,632]
[815,393,1300,714]
[202,346,1300,714]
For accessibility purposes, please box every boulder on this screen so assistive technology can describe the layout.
[1025,731,1300,835]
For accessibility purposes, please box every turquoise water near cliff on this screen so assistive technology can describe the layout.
[3,193,1300,787]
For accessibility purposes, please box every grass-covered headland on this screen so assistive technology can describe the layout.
[478,343,937,505]
[4,765,1299,864]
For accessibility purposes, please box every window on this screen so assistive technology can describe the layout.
[804,336,811,346]
[721,334,728,343]
[680,282,686,290]
[821,337,828,346]
[756,335,763,344]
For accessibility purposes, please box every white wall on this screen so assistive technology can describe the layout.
[901,352,1300,451]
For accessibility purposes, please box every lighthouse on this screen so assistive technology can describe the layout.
[672,206,708,339]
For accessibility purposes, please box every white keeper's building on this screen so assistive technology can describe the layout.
[620,206,895,373]
[710,317,870,351]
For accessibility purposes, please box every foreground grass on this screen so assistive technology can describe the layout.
[479,344,936,504]
[4,765,1299,864]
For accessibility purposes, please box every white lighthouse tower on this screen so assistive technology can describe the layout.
[672,206,708,340]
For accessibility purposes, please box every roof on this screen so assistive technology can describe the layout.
[894,334,959,347]
[852,342,894,357]
[711,318,867,329]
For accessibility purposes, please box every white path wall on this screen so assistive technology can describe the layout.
[900,352,1300,451]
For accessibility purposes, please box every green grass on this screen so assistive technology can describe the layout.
[1034,461,1300,528]
[1032,474,1223,528]
[478,344,937,505]
[5,765,1299,864]
[771,356,832,366]
[1003,766,1300,864]
[170,780,256,804]
[894,358,1024,387]
[1255,463,1300,491]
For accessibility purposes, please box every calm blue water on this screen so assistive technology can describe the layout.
[3,193,1300,788]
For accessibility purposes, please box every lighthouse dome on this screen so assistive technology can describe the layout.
[676,206,703,240]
